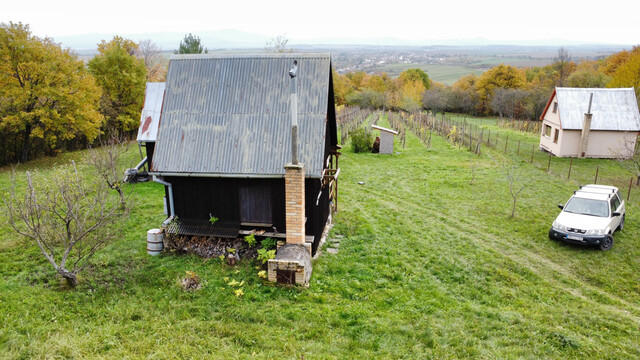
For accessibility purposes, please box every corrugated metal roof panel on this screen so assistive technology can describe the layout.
[556,87,640,131]
[152,53,332,178]
[137,82,165,142]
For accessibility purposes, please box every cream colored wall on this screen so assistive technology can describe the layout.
[539,94,563,155]
[559,130,638,158]
[558,130,581,157]
[539,120,561,154]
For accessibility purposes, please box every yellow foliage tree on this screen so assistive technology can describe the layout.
[0,22,103,163]
[88,36,147,135]
[607,46,640,104]
[475,64,527,113]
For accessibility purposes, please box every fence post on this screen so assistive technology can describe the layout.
[547,151,552,172]
[628,177,633,201]
[594,166,599,184]
[504,134,509,153]
[530,144,535,163]
[568,157,573,180]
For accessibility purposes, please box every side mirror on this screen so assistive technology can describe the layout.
[612,212,621,217]
[558,204,564,210]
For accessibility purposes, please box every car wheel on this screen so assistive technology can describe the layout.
[599,234,614,251]
[548,228,556,241]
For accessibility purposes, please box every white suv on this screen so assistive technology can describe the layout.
[549,184,625,250]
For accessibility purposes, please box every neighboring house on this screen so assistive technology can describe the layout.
[539,87,640,158]
[146,53,339,255]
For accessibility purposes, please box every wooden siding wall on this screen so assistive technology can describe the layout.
[165,176,330,254]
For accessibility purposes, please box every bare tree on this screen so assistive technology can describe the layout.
[265,34,290,53]
[4,162,131,286]
[422,86,450,116]
[505,164,528,218]
[85,137,131,207]
[136,39,167,81]
[612,137,640,184]
[490,88,529,120]
[554,47,572,87]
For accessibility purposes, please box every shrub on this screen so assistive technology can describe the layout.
[261,237,277,250]
[351,127,373,153]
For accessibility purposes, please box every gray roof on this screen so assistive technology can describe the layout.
[555,87,640,131]
[151,53,334,178]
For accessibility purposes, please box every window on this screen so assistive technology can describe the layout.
[552,102,558,113]
[553,129,559,143]
[544,124,552,137]
[611,196,621,214]
[239,186,272,224]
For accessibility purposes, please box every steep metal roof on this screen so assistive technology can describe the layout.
[555,87,640,131]
[151,53,333,178]
[137,82,165,142]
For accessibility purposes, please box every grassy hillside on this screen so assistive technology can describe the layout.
[1,115,639,358]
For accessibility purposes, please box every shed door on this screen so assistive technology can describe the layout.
[239,186,272,224]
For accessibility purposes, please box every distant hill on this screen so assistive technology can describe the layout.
[52,29,632,55]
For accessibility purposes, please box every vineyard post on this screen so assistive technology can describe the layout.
[530,144,535,163]
[568,157,573,179]
[547,151,552,172]
[504,134,509,153]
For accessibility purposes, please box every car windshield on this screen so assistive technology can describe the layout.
[564,197,609,217]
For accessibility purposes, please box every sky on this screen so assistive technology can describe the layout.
[2,0,640,45]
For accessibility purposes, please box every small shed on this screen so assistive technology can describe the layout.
[539,87,640,158]
[371,125,398,154]
[148,53,339,254]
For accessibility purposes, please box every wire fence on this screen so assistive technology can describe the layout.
[339,107,639,202]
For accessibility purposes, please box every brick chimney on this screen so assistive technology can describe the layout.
[267,59,312,286]
[285,163,305,245]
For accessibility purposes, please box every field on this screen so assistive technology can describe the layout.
[1,115,640,358]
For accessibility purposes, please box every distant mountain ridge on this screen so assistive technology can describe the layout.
[53,29,629,54]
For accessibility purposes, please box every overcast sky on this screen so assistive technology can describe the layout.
[3,0,639,45]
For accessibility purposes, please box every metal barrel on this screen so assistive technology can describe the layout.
[147,228,164,256]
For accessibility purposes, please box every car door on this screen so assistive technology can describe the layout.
[610,194,622,230]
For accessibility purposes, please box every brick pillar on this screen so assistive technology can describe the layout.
[285,163,305,245]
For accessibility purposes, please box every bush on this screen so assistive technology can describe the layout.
[351,128,373,153]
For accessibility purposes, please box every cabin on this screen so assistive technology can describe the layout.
[147,53,339,255]
[539,87,640,158]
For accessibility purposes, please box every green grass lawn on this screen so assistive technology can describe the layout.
[1,117,640,358]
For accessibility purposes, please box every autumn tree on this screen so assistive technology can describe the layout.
[88,36,147,136]
[0,22,103,163]
[607,46,640,104]
[475,64,527,114]
[332,70,353,106]
[398,68,430,90]
[175,33,208,54]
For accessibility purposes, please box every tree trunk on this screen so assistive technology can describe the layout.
[58,269,78,287]
[21,124,32,163]
[511,199,516,218]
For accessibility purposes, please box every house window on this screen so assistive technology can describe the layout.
[552,102,558,113]
[239,186,272,225]
[553,129,559,143]
[544,124,552,138]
